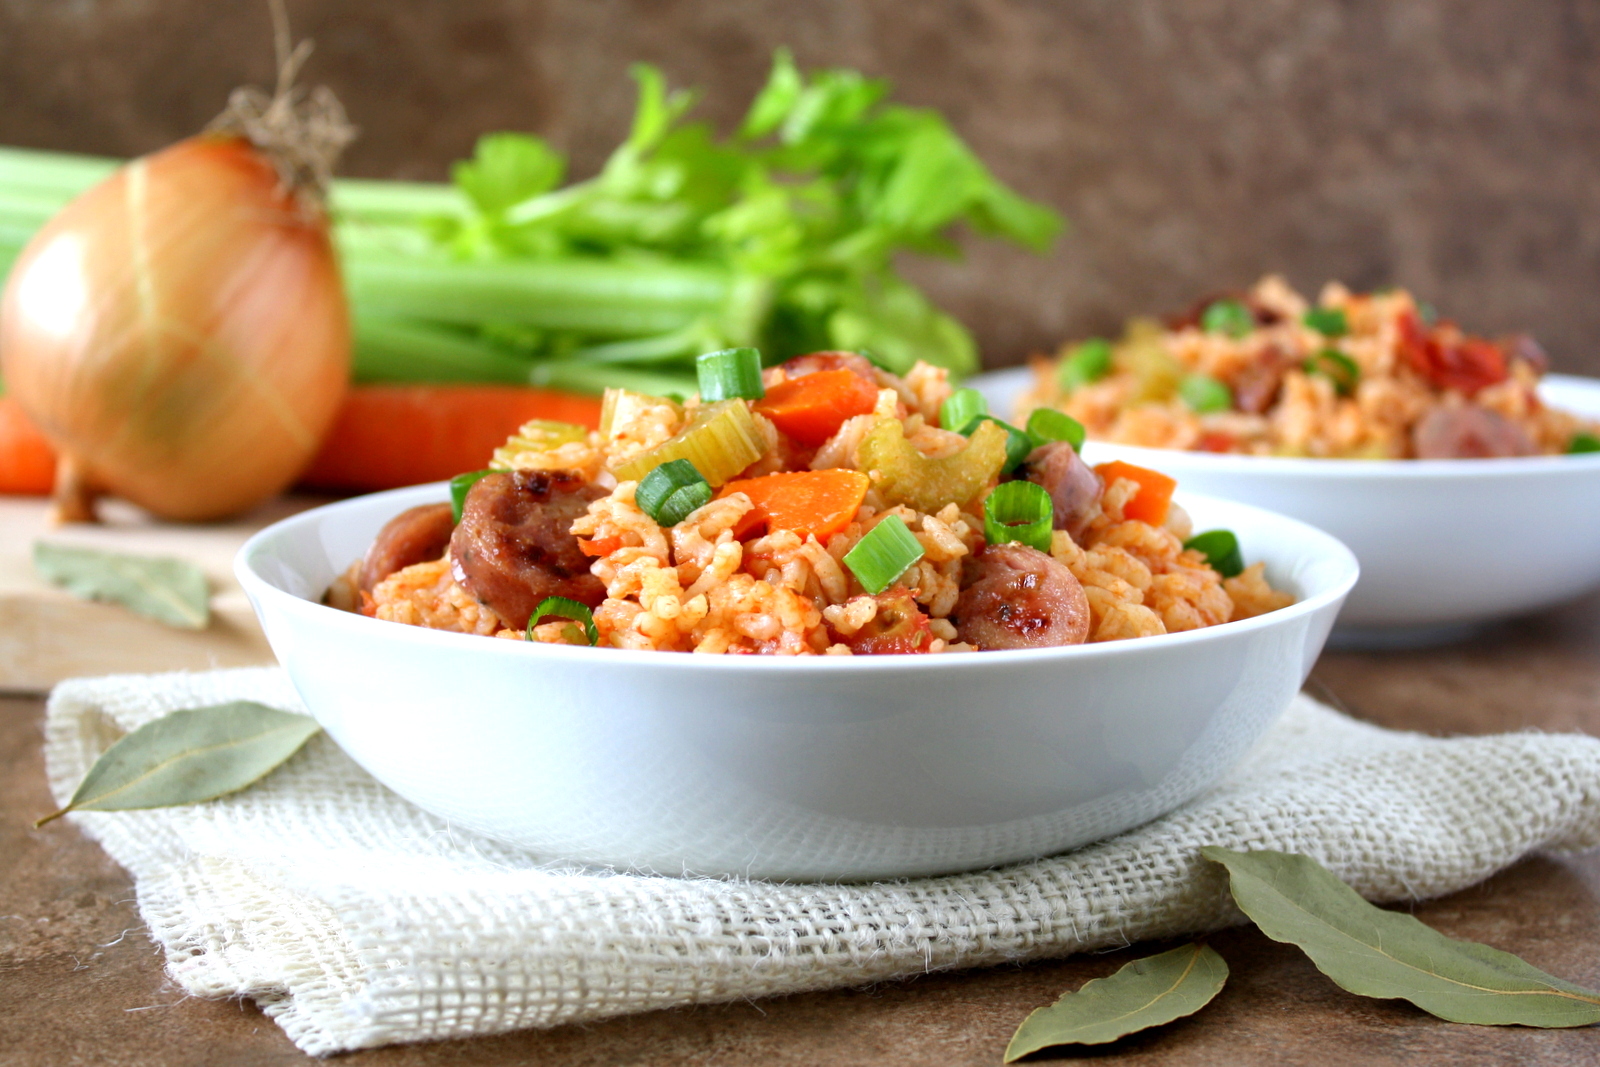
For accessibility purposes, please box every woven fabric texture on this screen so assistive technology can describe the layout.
[42,667,1600,1056]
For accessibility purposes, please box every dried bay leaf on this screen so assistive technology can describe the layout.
[1202,847,1600,1027]
[1003,943,1228,1060]
[36,701,321,826]
[33,541,210,629]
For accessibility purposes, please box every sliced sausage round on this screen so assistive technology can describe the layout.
[1411,407,1536,459]
[955,543,1091,650]
[1232,344,1291,415]
[449,470,608,628]
[1020,441,1103,542]
[359,503,455,593]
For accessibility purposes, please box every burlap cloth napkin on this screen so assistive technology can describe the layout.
[41,666,1600,1056]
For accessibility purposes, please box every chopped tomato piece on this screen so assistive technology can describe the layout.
[1194,431,1239,454]
[834,587,933,654]
[1397,311,1509,396]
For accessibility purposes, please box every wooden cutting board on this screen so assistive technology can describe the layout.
[0,494,328,693]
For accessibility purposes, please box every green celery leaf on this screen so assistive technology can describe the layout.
[1004,943,1228,1059]
[825,276,977,376]
[452,133,566,217]
[740,47,804,140]
[1202,847,1600,1027]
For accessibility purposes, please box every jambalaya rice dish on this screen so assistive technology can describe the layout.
[1019,276,1600,459]
[334,349,1293,654]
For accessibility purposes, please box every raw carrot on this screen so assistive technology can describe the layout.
[0,395,57,495]
[1093,460,1177,526]
[299,384,603,492]
[718,469,871,542]
[753,370,880,446]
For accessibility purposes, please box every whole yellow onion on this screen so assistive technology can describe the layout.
[0,82,351,521]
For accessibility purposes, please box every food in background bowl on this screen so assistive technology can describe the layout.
[331,350,1294,654]
[1018,276,1599,460]
[972,353,1600,643]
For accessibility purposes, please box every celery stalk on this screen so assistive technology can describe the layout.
[343,255,730,335]
[353,318,536,384]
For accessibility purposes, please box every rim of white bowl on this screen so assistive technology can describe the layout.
[236,486,1358,674]
[969,369,1600,479]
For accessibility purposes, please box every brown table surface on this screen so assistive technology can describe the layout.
[5,592,1600,1066]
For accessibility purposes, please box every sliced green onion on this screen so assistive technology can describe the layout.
[983,480,1053,554]
[527,596,599,646]
[1201,299,1253,338]
[696,347,765,402]
[1184,529,1245,578]
[636,458,713,526]
[1179,374,1233,413]
[1303,348,1361,395]
[1057,338,1113,393]
[1025,407,1086,452]
[449,469,495,524]
[960,415,1033,475]
[843,514,925,595]
[1302,307,1348,337]
[939,387,988,431]
[1569,433,1600,455]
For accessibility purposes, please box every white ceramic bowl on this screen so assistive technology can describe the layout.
[237,486,1356,881]
[975,369,1600,645]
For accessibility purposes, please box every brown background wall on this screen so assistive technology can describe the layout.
[3,0,1597,373]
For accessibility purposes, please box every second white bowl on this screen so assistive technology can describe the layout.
[976,369,1600,643]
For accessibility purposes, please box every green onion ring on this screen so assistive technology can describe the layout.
[983,480,1053,553]
[636,459,713,526]
[1057,338,1112,392]
[449,469,496,524]
[1302,307,1349,337]
[939,387,988,432]
[1025,407,1086,452]
[1303,348,1360,396]
[1183,529,1245,578]
[527,596,599,646]
[843,514,925,595]
[960,415,1034,475]
[696,347,765,402]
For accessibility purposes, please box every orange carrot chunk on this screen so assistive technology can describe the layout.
[718,469,871,542]
[578,535,623,558]
[1093,460,1177,526]
[0,396,57,495]
[752,370,880,447]
[299,384,603,492]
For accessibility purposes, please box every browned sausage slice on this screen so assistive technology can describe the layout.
[449,470,608,629]
[1020,441,1103,542]
[1411,407,1536,459]
[359,503,455,593]
[955,543,1091,650]
[1233,344,1291,415]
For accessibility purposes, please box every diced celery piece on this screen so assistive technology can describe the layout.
[611,400,765,487]
[858,417,1008,513]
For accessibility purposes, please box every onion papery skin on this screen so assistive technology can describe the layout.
[0,135,348,521]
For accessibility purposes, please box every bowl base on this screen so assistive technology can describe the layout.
[1328,620,1483,651]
